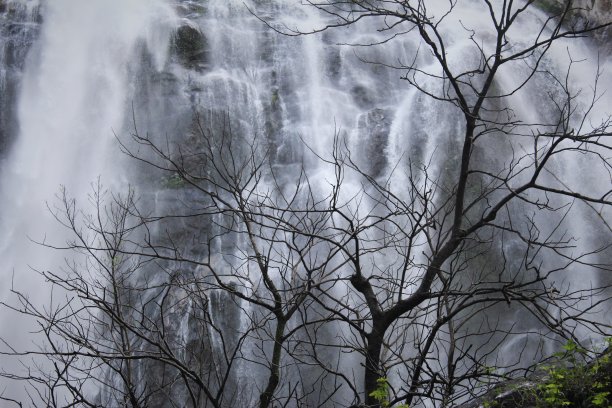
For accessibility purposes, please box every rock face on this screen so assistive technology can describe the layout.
[356,108,392,178]
[0,1,41,157]
[572,0,612,24]
[571,0,612,46]
[172,24,209,70]
[537,0,612,48]
[538,0,611,23]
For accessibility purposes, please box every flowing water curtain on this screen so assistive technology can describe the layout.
[0,0,611,407]
[262,1,612,406]
[0,0,176,405]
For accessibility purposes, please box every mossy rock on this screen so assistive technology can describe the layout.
[459,345,612,408]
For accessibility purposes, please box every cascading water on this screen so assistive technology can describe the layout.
[0,0,610,406]
[0,0,175,402]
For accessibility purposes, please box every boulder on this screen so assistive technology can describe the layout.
[172,24,209,70]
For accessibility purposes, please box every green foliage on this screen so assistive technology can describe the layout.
[481,399,499,408]
[270,88,279,108]
[111,255,122,269]
[539,369,571,407]
[536,339,611,408]
[161,173,186,189]
[592,391,610,406]
[369,378,410,408]
[369,378,390,407]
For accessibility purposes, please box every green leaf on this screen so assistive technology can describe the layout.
[592,391,610,406]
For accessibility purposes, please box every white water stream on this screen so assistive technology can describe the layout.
[0,0,609,406]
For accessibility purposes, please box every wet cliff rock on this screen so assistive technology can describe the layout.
[0,1,40,157]
[537,0,612,50]
[355,108,392,179]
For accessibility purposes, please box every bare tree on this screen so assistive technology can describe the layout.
[252,1,612,406]
[2,1,612,408]
[122,118,350,408]
[1,182,256,408]
[1,118,347,407]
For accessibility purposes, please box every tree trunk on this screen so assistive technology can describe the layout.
[364,326,385,407]
[259,319,286,408]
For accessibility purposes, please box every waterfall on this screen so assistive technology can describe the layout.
[0,0,610,406]
[0,0,175,402]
